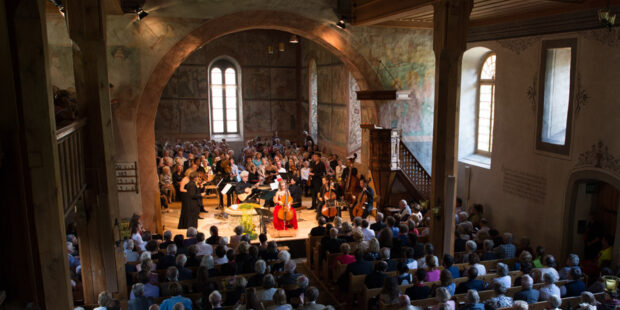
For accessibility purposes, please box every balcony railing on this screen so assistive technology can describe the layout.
[56,119,87,217]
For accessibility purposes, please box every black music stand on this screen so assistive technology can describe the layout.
[254,208,272,235]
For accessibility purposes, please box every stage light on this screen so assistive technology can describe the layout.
[137,8,148,20]
[289,35,299,44]
[336,18,346,29]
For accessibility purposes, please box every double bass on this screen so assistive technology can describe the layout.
[321,180,338,218]
[351,178,371,218]
[342,153,360,204]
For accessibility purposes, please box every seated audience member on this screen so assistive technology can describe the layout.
[425,255,441,282]
[146,240,163,261]
[587,267,612,293]
[512,300,529,310]
[397,224,410,247]
[220,249,237,276]
[398,294,415,310]
[406,269,431,301]
[131,271,160,299]
[516,250,533,271]
[467,254,486,276]
[534,255,560,283]
[431,287,455,310]
[213,245,228,265]
[461,289,484,310]
[301,286,324,310]
[278,260,300,286]
[364,238,381,261]
[67,242,81,269]
[362,219,375,241]
[199,255,218,277]
[310,217,327,236]
[397,261,413,285]
[403,247,417,270]
[381,247,398,272]
[560,268,586,297]
[207,290,223,310]
[437,269,455,296]
[579,291,598,309]
[456,267,486,294]
[286,275,309,306]
[559,253,581,280]
[411,204,423,223]
[125,239,139,262]
[442,254,460,280]
[484,282,513,309]
[532,246,545,268]
[370,212,386,234]
[174,254,193,280]
[516,236,533,258]
[499,232,517,259]
[128,283,153,310]
[195,232,213,256]
[160,230,174,249]
[379,277,402,305]
[346,249,372,275]
[336,243,355,265]
[267,288,293,310]
[235,287,261,310]
[481,239,497,261]
[515,260,534,287]
[235,242,254,273]
[417,243,437,270]
[206,226,221,245]
[547,294,562,310]
[94,291,113,310]
[365,261,388,289]
[272,250,291,273]
[538,272,560,302]
[247,260,267,287]
[160,283,192,310]
[350,228,368,253]
[378,226,394,249]
[157,244,178,270]
[262,240,280,261]
[229,225,244,250]
[514,275,539,304]
[223,276,247,306]
[321,228,342,261]
[492,262,512,288]
[339,222,354,242]
[185,245,201,267]
[194,267,217,300]
[462,240,477,263]
[260,274,278,302]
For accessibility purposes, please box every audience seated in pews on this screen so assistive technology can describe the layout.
[456,267,486,294]
[461,289,485,310]
[484,282,513,309]
[128,283,153,310]
[365,261,388,289]
[513,274,539,304]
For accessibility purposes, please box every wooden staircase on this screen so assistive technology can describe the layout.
[397,141,431,201]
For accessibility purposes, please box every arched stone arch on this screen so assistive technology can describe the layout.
[562,168,620,261]
[136,10,382,229]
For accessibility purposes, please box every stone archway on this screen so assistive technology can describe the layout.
[136,10,383,229]
[562,168,620,263]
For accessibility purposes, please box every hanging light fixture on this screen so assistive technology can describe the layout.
[137,8,149,20]
[289,35,299,44]
[336,17,346,29]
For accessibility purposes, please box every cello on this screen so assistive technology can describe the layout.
[342,153,360,204]
[277,185,294,229]
[351,177,371,218]
[321,180,338,218]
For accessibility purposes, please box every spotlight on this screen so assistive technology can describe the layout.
[137,8,148,20]
[289,35,299,44]
[336,18,346,29]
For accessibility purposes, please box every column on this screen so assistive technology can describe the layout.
[429,0,473,256]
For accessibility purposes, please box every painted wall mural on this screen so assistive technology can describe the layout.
[348,72,362,153]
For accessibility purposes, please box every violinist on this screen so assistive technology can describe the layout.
[272,180,298,230]
[351,178,374,219]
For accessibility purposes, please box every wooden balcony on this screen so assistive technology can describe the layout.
[56,118,87,218]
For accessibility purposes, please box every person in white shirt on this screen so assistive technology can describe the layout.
[361,219,375,241]
[410,203,423,222]
[124,239,139,262]
[260,274,278,302]
[492,263,512,289]
[534,255,560,283]
[195,232,213,256]
[399,200,412,218]
[214,245,228,265]
[539,273,561,301]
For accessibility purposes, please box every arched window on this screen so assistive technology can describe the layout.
[476,53,496,155]
[308,59,318,142]
[210,60,239,134]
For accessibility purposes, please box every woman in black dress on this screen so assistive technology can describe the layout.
[178,170,192,229]
[179,171,203,229]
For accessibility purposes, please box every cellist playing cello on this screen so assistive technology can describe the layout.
[272,180,298,230]
[350,177,374,219]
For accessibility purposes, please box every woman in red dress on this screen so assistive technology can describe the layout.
[272,180,298,230]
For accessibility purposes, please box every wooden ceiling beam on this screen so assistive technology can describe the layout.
[352,0,435,26]
[374,20,433,29]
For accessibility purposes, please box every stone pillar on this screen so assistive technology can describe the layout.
[0,0,73,308]
[429,0,473,257]
[65,0,127,303]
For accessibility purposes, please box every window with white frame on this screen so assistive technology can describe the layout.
[476,53,496,155]
[210,60,239,134]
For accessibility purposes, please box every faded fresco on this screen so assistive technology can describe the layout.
[348,72,362,153]
[180,100,209,133]
[244,101,272,133]
[309,60,318,142]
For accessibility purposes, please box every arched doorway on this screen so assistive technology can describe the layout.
[563,169,620,268]
[136,10,382,229]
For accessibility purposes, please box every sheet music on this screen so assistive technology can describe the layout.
[270,181,279,190]
[221,183,232,194]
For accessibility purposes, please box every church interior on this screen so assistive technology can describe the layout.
[2,0,620,309]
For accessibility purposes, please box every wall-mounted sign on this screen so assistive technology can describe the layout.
[116,162,138,193]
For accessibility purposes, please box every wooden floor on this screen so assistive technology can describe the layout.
[161,194,353,242]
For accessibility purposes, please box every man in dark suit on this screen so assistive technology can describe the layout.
[369,212,386,234]
[128,283,153,310]
[156,244,177,270]
[310,217,327,236]
[365,261,388,289]
[561,268,586,297]
[513,274,539,304]
[320,228,342,261]
[456,267,487,294]
[278,260,300,286]
[405,269,431,300]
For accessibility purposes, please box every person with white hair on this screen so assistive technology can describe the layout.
[94,291,113,310]
[547,294,562,310]
[277,260,300,286]
[559,253,581,280]
[492,262,512,288]
[462,240,478,263]
[208,290,222,309]
[484,282,513,309]
[460,290,484,310]
[235,170,256,203]
[124,239,139,262]
[128,283,153,310]
[534,255,560,283]
[248,259,267,287]
[560,268,586,297]
[512,300,529,310]
[399,200,412,218]
[514,275,539,304]
[432,287,455,310]
[175,254,193,280]
[272,250,291,272]
[539,272,561,302]
[499,232,517,258]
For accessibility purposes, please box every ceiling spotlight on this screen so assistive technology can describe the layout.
[289,35,299,44]
[336,18,346,29]
[137,8,148,20]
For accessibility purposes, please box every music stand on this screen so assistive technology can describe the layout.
[254,208,272,235]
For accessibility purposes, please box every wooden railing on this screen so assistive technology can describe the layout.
[398,141,431,200]
[56,119,87,217]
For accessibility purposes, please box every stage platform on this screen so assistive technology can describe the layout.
[160,195,353,244]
